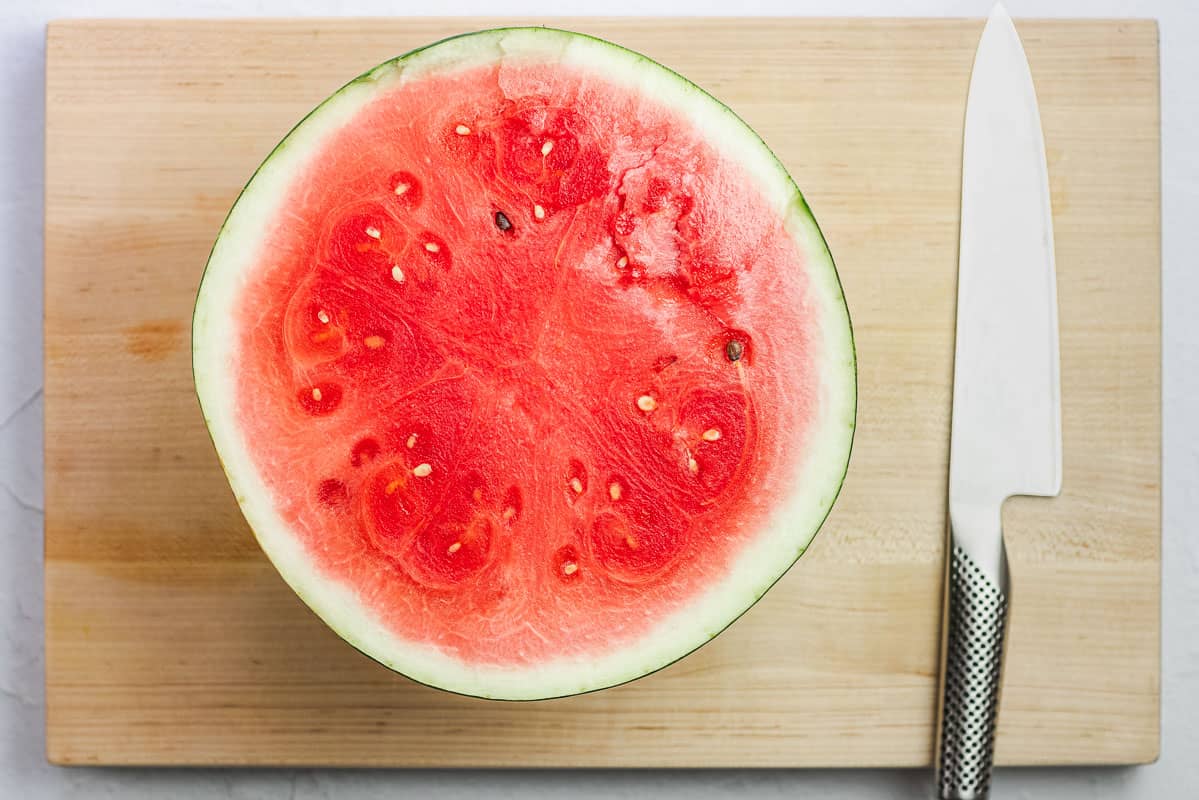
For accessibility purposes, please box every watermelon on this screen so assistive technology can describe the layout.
[193,28,856,700]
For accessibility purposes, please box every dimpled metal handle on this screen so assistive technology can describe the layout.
[936,544,1009,800]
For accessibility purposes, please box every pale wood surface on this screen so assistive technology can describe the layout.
[43,18,1161,767]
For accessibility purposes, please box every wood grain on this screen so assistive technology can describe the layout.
[43,18,1161,767]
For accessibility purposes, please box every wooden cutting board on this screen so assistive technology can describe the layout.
[44,17,1161,767]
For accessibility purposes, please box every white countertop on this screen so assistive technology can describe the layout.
[3,0,1195,796]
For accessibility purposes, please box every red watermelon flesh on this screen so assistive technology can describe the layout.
[195,29,855,698]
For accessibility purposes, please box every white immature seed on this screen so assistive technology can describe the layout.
[317,310,330,324]
[424,242,440,253]
[394,182,410,196]
[447,541,462,554]
[562,561,578,575]
[406,433,417,449]
[533,204,546,220]
[616,256,628,268]
[363,335,385,349]
[702,428,722,442]
[688,456,700,474]
[609,483,622,501]
[541,140,554,156]
[391,265,405,283]
[365,226,381,239]
[311,387,322,402]
[570,478,584,494]
[636,395,657,412]
[413,463,433,477]
[455,124,471,135]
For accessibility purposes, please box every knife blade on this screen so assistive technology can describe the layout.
[935,4,1062,798]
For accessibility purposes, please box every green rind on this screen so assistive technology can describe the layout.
[193,27,856,701]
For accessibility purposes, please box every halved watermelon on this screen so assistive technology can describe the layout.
[193,28,855,700]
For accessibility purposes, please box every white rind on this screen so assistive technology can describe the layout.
[193,28,857,700]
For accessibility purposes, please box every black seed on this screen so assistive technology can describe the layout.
[726,340,744,362]
[494,211,512,232]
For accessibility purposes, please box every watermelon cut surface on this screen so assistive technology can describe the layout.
[193,28,856,699]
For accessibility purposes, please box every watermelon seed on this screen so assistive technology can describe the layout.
[406,433,417,449]
[688,455,700,474]
[413,463,433,477]
[365,226,381,239]
[317,309,330,324]
[424,242,440,253]
[625,535,639,550]
[533,204,546,220]
[350,437,380,467]
[609,482,622,501]
[702,428,722,442]
[562,561,578,575]
[503,486,523,521]
[565,460,588,501]
[391,265,405,283]
[385,478,403,495]
[317,479,349,507]
[541,140,554,156]
[447,541,462,554]
[617,256,628,269]
[652,354,678,372]
[454,124,471,135]
[363,335,385,349]
[394,181,410,196]
[473,487,483,502]
[299,383,342,415]
[726,340,744,362]
[494,211,512,231]
[636,394,657,412]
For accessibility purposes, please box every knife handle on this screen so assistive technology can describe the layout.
[935,539,1010,800]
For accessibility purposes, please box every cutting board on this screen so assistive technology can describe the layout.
[44,17,1161,767]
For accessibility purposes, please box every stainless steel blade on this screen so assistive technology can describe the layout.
[950,4,1062,533]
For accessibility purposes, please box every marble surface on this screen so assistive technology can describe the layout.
[3,0,1195,796]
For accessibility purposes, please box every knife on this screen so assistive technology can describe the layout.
[935,4,1062,799]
